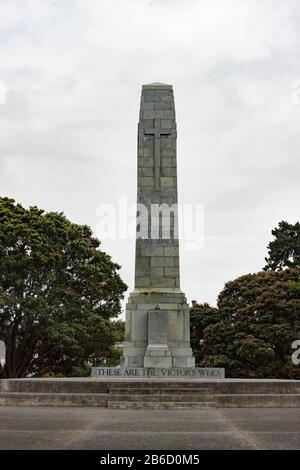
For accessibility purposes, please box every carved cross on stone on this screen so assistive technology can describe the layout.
[144,118,171,190]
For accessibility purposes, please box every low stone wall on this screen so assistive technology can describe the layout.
[0,377,299,408]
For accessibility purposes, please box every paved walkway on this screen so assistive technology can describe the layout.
[0,407,299,450]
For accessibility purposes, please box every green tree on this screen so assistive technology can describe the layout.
[190,303,223,365]
[0,197,127,378]
[198,270,300,378]
[264,221,300,271]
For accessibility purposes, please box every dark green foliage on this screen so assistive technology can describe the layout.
[190,303,223,364]
[264,221,300,271]
[0,197,127,378]
[191,270,300,378]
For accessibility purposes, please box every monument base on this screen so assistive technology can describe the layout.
[144,343,173,368]
[1,378,300,409]
[91,367,225,379]
[122,291,195,368]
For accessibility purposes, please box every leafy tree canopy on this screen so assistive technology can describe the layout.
[191,269,300,378]
[0,197,127,378]
[190,302,223,365]
[264,221,300,271]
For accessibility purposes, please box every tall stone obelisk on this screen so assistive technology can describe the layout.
[122,83,195,368]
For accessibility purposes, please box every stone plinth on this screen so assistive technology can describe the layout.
[122,291,194,368]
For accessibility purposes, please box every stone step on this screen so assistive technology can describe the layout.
[108,387,212,395]
[0,391,299,408]
[2,379,299,395]
[109,383,215,390]
[108,401,217,410]
[108,393,215,402]
[0,392,108,407]
[0,380,109,394]
[215,393,300,408]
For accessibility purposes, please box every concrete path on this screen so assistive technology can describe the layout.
[0,407,299,450]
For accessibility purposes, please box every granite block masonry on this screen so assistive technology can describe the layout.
[121,82,195,368]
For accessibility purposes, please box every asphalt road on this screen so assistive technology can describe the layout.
[0,407,299,450]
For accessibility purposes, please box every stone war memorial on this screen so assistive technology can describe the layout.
[1,84,299,411]
[92,82,224,380]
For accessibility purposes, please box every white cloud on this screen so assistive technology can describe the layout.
[0,0,300,311]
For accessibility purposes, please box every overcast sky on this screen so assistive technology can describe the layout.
[0,0,300,313]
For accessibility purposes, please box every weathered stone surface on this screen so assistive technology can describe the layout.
[148,310,167,345]
[141,102,154,110]
[150,256,175,267]
[164,246,179,256]
[143,357,173,368]
[154,101,171,110]
[161,167,176,177]
[4,379,300,417]
[139,176,154,187]
[151,246,164,256]
[122,83,195,369]
[164,110,176,120]
[138,167,153,177]
[135,277,150,287]
[165,267,179,277]
[160,176,174,187]
[142,82,173,90]
[161,119,173,129]
[150,267,164,277]
[143,110,164,119]
[139,157,153,167]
